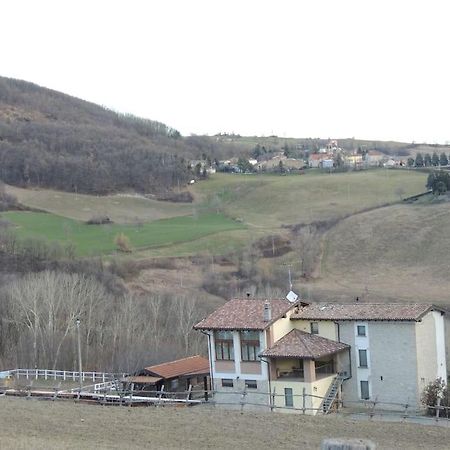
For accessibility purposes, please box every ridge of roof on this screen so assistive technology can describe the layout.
[290,302,445,321]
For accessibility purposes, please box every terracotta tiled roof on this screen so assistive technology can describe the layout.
[122,376,162,384]
[260,329,349,359]
[310,154,329,160]
[291,303,442,321]
[194,298,296,331]
[144,355,209,379]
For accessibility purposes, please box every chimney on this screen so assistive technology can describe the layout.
[263,300,272,322]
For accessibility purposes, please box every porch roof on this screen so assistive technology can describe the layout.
[260,329,349,359]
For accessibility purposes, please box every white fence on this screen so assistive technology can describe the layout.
[5,368,127,383]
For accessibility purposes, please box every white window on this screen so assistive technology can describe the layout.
[360,380,370,400]
[357,325,366,336]
[358,349,368,368]
[284,387,294,407]
[215,331,234,360]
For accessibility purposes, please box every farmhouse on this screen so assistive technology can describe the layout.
[194,298,449,414]
[309,154,331,168]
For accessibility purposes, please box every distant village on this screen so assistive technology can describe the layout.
[189,140,420,177]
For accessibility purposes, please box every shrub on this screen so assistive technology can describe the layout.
[421,378,450,417]
[114,233,132,253]
[86,215,113,225]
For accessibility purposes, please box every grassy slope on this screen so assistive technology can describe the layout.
[193,170,427,228]
[1,211,245,256]
[6,185,193,224]
[4,170,427,257]
[319,201,450,303]
[0,397,448,450]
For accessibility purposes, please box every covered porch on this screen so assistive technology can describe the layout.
[260,329,350,414]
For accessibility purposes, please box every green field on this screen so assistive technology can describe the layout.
[3,170,428,257]
[1,211,246,256]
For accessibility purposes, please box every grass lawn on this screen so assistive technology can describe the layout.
[1,211,246,256]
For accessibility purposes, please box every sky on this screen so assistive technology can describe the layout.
[1,0,449,143]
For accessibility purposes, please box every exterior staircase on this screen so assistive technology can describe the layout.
[321,373,346,414]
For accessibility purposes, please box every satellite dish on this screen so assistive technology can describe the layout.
[286,291,299,303]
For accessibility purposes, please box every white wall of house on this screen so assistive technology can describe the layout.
[415,311,447,391]
[340,321,420,407]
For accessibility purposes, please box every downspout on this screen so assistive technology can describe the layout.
[200,330,214,395]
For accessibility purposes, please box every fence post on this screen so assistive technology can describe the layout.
[186,384,192,405]
[402,402,409,421]
[302,388,307,415]
[271,386,276,412]
[435,397,441,422]
[240,387,247,413]
[35,369,38,380]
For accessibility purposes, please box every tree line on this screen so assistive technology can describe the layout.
[407,152,449,168]
[0,270,207,372]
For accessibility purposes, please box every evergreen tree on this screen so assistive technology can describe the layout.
[407,157,415,167]
[432,152,440,166]
[440,152,449,166]
[424,153,432,167]
[415,152,424,167]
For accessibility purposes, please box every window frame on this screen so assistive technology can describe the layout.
[357,325,366,337]
[215,331,234,361]
[310,322,319,335]
[360,380,370,400]
[358,349,368,368]
[240,330,260,361]
[284,387,294,407]
[221,378,234,388]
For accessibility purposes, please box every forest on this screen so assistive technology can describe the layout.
[0,77,244,194]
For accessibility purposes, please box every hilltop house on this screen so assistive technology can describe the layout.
[194,298,449,414]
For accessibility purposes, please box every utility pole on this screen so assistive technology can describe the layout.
[76,318,82,395]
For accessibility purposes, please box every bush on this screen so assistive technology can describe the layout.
[421,378,450,417]
[114,233,132,253]
[86,215,113,225]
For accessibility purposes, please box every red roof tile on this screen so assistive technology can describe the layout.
[144,355,209,379]
[194,298,296,331]
[260,329,349,359]
[291,303,442,321]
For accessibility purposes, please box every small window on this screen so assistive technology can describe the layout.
[358,349,368,368]
[284,387,294,407]
[245,380,257,389]
[360,380,370,400]
[357,325,366,336]
[221,378,233,388]
[310,322,319,334]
